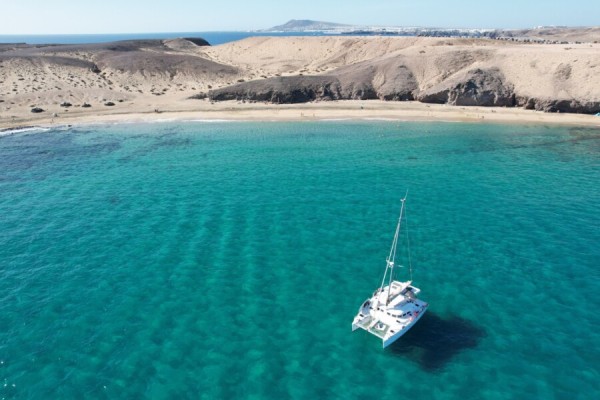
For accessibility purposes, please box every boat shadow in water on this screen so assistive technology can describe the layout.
[387,312,486,371]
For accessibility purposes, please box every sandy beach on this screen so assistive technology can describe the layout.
[2,100,600,131]
[2,36,600,131]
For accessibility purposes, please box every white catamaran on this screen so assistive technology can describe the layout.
[352,195,428,348]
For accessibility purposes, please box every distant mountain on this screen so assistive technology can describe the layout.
[266,19,351,32]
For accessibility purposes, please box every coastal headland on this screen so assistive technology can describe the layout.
[1,36,599,129]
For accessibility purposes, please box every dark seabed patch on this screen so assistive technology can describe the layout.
[0,130,120,182]
[387,312,486,371]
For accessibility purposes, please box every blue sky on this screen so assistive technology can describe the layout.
[2,0,599,34]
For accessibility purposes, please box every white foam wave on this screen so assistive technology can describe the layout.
[0,126,51,137]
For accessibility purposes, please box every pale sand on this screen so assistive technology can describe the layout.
[197,37,600,103]
[2,100,599,131]
[1,36,599,130]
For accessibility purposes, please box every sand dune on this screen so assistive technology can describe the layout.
[1,36,599,129]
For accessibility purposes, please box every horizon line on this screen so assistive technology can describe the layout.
[1,24,598,36]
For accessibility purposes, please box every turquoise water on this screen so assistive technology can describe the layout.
[0,32,339,45]
[0,122,599,399]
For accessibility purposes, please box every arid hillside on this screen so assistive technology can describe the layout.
[1,35,599,119]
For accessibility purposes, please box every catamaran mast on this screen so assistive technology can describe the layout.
[379,192,408,304]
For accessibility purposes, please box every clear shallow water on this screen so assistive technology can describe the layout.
[0,121,599,399]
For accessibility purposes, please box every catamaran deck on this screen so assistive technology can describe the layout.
[352,280,428,347]
[352,195,427,348]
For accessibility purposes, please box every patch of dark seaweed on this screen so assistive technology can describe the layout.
[0,131,120,182]
[117,136,192,163]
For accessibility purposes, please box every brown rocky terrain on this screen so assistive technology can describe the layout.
[1,35,599,127]
[206,37,600,113]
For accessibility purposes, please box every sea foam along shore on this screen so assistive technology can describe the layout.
[1,101,599,132]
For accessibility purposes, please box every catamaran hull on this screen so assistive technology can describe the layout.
[352,197,429,349]
[352,281,428,348]
[382,306,427,348]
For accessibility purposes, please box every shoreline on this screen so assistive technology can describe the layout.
[1,101,599,132]
[2,37,599,131]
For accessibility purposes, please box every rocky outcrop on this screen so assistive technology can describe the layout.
[182,38,210,46]
[210,76,343,103]
[334,58,418,100]
[5,37,597,115]
[207,62,600,114]
[376,65,418,101]
[208,66,512,106]
[516,97,600,113]
[209,58,419,103]
[335,64,378,100]
[417,68,515,107]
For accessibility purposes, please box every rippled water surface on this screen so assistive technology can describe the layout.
[1,122,599,399]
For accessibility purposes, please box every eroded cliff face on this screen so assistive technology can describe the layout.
[2,36,599,115]
[205,37,600,114]
[416,68,515,107]
[207,53,599,113]
[208,62,600,114]
[209,76,344,103]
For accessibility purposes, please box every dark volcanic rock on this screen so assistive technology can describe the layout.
[333,64,378,100]
[324,57,418,100]
[188,92,208,100]
[417,89,449,104]
[104,102,115,106]
[518,96,538,110]
[209,57,420,103]
[516,96,600,113]
[375,65,418,100]
[4,39,596,115]
[82,103,92,108]
[60,102,72,107]
[183,38,210,46]
[418,68,515,107]
[209,76,343,103]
